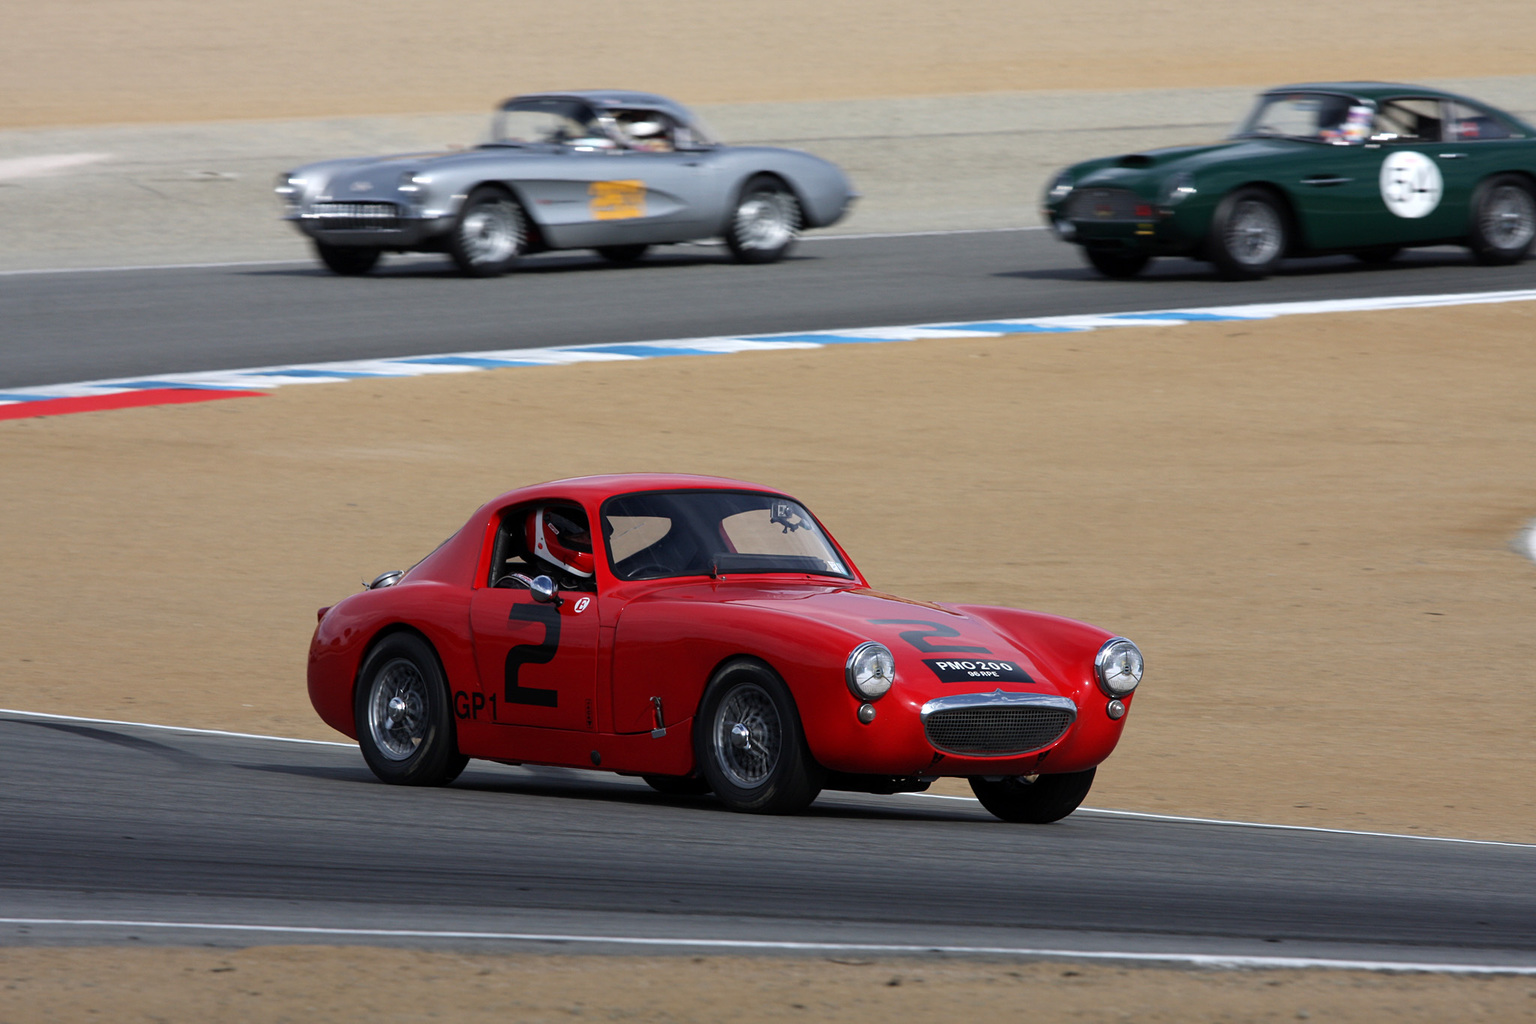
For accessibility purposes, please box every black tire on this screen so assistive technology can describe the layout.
[596,244,651,264]
[1207,187,1288,279]
[725,175,801,264]
[449,186,526,277]
[642,774,712,796]
[1353,245,1401,265]
[969,768,1096,823]
[314,241,381,276]
[1468,174,1536,265]
[354,632,468,786]
[1085,249,1151,279]
[694,659,822,813]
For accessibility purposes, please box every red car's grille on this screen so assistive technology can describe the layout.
[306,202,402,230]
[1065,188,1150,222]
[923,706,1074,757]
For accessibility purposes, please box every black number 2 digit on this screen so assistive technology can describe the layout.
[870,619,991,654]
[505,603,561,707]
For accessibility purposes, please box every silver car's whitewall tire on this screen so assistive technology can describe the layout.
[354,633,468,786]
[449,187,526,277]
[725,175,802,264]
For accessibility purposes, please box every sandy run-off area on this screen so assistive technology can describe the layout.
[3,301,1534,845]
[5,0,1536,127]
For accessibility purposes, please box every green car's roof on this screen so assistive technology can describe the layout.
[1267,82,1470,102]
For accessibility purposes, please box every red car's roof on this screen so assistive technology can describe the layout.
[480,473,792,511]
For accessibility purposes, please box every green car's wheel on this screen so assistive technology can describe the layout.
[1085,249,1151,279]
[694,659,822,813]
[314,241,381,276]
[725,175,801,264]
[1208,187,1287,280]
[1469,174,1536,265]
[354,633,469,786]
[449,187,526,277]
[1353,245,1401,265]
[596,244,651,264]
[969,768,1096,823]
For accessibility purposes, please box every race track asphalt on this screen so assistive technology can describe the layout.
[2,715,1533,966]
[3,228,1534,390]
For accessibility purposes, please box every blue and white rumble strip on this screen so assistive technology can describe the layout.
[3,288,1534,408]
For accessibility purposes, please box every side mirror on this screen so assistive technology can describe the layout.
[367,570,403,590]
[529,575,562,605]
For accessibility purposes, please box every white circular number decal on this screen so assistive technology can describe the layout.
[1379,151,1443,219]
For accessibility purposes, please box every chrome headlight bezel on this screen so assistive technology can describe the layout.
[1046,169,1074,203]
[845,641,896,701]
[1160,171,1197,207]
[1094,637,1143,697]
[275,172,307,211]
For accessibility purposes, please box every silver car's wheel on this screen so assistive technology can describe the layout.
[353,633,468,785]
[1470,175,1536,265]
[1208,187,1287,279]
[449,187,525,277]
[725,175,801,264]
[694,660,821,813]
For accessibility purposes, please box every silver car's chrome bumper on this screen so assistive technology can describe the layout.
[286,203,451,247]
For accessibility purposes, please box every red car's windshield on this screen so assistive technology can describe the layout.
[601,490,852,581]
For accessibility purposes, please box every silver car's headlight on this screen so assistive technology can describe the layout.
[275,172,305,208]
[1094,637,1143,697]
[1046,169,1074,203]
[846,642,895,701]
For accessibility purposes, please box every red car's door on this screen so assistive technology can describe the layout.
[469,585,601,732]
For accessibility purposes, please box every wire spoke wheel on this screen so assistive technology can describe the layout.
[1482,184,1536,251]
[1225,199,1283,266]
[712,682,782,788]
[367,657,430,761]
[725,176,801,264]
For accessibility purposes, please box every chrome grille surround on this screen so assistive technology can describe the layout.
[1065,187,1146,222]
[304,202,403,231]
[919,691,1077,758]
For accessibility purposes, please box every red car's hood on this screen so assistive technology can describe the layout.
[640,579,1081,697]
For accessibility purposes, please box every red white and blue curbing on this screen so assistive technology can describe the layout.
[4,289,1534,421]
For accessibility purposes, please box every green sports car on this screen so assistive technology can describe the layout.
[1043,82,1536,279]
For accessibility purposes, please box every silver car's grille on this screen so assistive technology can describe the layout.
[306,202,402,230]
[1065,188,1149,222]
[923,705,1074,757]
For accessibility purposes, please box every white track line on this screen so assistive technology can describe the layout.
[4,707,1531,849]
[0,918,1530,973]
[905,793,1536,849]
[0,707,353,747]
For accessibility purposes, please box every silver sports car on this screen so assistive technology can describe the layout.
[276,90,857,277]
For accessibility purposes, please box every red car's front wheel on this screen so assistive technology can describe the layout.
[695,660,821,813]
[969,768,1096,823]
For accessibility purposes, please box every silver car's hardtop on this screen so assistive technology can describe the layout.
[489,90,720,150]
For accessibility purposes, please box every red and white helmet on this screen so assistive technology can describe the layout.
[527,506,594,578]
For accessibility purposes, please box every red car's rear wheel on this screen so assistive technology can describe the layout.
[354,633,468,786]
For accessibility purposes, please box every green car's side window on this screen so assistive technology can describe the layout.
[1370,99,1444,144]
[1447,101,1523,141]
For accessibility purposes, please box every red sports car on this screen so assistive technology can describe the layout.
[308,474,1143,821]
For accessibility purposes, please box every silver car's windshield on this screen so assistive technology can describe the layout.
[489,98,610,148]
[1234,92,1375,145]
[602,490,852,581]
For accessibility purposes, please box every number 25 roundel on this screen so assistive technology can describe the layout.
[505,604,560,707]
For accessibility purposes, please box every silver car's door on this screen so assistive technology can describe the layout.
[521,148,719,248]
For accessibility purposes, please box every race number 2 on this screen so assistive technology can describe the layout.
[505,603,560,707]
